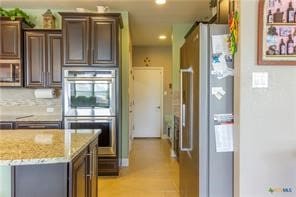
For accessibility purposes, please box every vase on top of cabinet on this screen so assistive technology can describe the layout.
[59,12,123,67]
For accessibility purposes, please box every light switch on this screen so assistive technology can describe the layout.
[252,72,268,88]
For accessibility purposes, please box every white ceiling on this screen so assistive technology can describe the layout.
[1,0,212,46]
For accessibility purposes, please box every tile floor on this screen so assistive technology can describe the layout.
[98,139,180,197]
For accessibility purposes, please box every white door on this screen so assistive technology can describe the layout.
[133,68,163,138]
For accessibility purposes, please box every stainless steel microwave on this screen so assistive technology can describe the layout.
[0,60,22,87]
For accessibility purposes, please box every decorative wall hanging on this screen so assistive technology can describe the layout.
[258,0,296,65]
[144,57,151,67]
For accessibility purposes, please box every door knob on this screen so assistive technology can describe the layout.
[157,106,160,109]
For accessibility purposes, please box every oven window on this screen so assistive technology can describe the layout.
[69,122,111,147]
[70,82,111,108]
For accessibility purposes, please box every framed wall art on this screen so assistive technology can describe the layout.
[258,0,296,65]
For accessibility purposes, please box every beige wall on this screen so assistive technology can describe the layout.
[132,46,172,135]
[235,0,296,196]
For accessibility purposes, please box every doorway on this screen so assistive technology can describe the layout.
[133,67,163,138]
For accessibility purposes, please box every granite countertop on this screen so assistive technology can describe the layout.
[0,115,62,122]
[0,129,100,166]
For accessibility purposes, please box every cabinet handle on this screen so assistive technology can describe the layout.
[47,72,50,86]
[26,125,46,129]
[93,148,96,176]
[86,152,92,179]
[180,67,194,152]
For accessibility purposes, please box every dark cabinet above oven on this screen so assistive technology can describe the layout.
[59,12,123,67]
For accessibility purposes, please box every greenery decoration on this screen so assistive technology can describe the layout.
[0,7,35,27]
[228,11,239,55]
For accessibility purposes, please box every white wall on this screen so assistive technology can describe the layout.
[235,0,296,196]
[132,46,172,135]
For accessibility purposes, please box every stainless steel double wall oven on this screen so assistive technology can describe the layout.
[63,68,119,171]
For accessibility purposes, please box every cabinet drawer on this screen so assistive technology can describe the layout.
[15,122,61,129]
[98,157,118,176]
[0,122,14,130]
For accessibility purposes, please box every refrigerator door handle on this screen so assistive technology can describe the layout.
[182,104,186,127]
[180,67,193,152]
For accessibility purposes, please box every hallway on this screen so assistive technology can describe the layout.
[98,139,180,197]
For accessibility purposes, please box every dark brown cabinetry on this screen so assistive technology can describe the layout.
[89,140,98,197]
[0,122,14,129]
[98,157,118,176]
[25,30,62,88]
[60,12,122,67]
[0,18,31,87]
[71,139,98,197]
[13,134,99,197]
[62,17,89,65]
[0,21,20,59]
[72,148,88,197]
[91,17,118,66]
[15,121,62,129]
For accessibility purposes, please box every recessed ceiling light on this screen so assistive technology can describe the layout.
[158,35,167,40]
[155,0,166,5]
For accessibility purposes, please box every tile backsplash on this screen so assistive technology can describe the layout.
[0,88,62,118]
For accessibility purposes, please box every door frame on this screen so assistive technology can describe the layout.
[132,67,164,138]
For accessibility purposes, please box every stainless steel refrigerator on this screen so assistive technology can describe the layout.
[179,23,233,197]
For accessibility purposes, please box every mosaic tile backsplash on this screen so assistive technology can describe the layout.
[0,88,62,120]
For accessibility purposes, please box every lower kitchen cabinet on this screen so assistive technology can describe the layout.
[15,121,62,129]
[89,140,98,196]
[71,148,88,197]
[14,137,98,197]
[71,139,98,197]
[0,122,14,129]
[98,157,119,176]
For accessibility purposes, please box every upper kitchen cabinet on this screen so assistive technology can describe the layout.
[0,20,20,59]
[91,17,118,66]
[24,30,62,88]
[0,18,33,87]
[62,17,89,65]
[59,12,123,67]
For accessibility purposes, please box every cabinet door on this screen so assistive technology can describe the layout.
[63,17,89,66]
[72,149,88,197]
[0,122,14,130]
[47,33,62,88]
[0,21,20,59]
[15,122,61,129]
[89,140,98,197]
[25,32,46,87]
[91,17,118,66]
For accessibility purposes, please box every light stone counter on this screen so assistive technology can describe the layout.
[0,129,100,166]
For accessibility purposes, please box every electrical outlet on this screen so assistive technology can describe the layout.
[46,107,54,113]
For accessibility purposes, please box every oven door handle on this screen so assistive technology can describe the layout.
[64,77,113,81]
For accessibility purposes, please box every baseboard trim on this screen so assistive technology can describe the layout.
[120,158,129,167]
[171,149,176,158]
